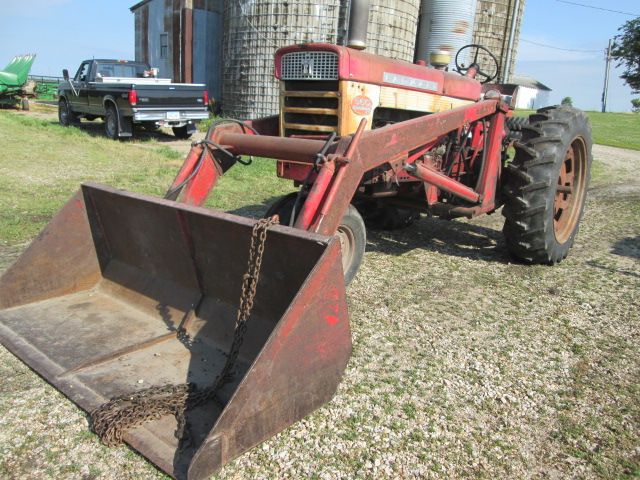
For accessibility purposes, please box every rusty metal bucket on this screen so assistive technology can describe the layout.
[0,183,351,480]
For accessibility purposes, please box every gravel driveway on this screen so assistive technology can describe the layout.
[1,112,638,479]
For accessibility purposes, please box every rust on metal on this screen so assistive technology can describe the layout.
[0,183,351,480]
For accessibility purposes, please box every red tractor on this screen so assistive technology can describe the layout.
[169,41,592,284]
[0,15,592,480]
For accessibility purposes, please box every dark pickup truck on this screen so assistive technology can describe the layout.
[58,59,209,139]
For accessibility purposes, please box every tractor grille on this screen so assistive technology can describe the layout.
[282,81,341,137]
[281,51,339,81]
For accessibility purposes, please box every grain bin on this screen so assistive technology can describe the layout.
[415,0,478,71]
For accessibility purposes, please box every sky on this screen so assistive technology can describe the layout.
[1,0,638,112]
[515,0,638,112]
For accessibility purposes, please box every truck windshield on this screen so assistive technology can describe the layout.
[95,62,149,79]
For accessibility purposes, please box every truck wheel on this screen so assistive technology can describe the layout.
[104,106,120,139]
[172,126,192,139]
[502,105,592,264]
[58,99,73,126]
[265,193,366,285]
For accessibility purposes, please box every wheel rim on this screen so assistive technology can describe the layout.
[106,113,116,137]
[554,136,588,243]
[336,224,356,273]
[59,102,67,124]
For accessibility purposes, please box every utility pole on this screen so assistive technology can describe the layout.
[602,39,612,113]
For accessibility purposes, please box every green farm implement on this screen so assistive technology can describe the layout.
[0,54,37,110]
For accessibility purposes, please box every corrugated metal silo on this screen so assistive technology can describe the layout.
[473,0,526,82]
[415,0,478,70]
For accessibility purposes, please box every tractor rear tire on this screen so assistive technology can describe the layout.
[502,105,592,264]
[506,116,527,141]
[265,193,366,285]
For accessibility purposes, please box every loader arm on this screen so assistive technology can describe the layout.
[170,98,507,235]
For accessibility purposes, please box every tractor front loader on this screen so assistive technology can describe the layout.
[0,13,592,480]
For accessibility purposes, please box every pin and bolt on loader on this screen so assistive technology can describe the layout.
[0,39,592,479]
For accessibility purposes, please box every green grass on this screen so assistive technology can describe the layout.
[514,108,640,150]
[586,111,640,150]
[0,111,292,247]
[0,105,638,480]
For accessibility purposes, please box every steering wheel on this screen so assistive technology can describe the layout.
[454,44,500,84]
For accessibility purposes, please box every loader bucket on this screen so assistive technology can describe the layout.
[0,183,351,480]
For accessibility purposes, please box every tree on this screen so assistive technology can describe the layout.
[611,18,640,94]
[632,99,640,114]
[561,97,573,106]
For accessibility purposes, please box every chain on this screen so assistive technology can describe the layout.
[91,216,279,447]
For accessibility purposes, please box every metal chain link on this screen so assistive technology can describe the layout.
[91,216,279,447]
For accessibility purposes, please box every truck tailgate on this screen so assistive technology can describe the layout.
[132,84,206,109]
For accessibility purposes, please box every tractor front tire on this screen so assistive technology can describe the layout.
[265,193,366,285]
[336,205,366,285]
[353,199,419,230]
[264,192,299,227]
[502,105,592,264]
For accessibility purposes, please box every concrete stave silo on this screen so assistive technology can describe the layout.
[473,0,526,82]
[222,0,420,119]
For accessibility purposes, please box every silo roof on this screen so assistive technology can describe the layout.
[510,74,552,91]
[129,0,153,11]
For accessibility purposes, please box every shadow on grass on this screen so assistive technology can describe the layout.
[611,235,640,260]
[224,194,288,220]
[70,119,190,143]
[229,198,513,265]
[366,215,512,264]
[586,261,640,279]
[585,235,640,279]
[16,113,191,144]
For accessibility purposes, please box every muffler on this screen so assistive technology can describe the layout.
[0,183,351,480]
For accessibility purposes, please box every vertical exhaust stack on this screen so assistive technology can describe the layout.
[347,0,370,50]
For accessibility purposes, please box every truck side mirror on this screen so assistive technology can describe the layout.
[63,69,70,82]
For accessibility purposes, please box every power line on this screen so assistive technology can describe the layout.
[555,0,639,17]
[520,38,603,53]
